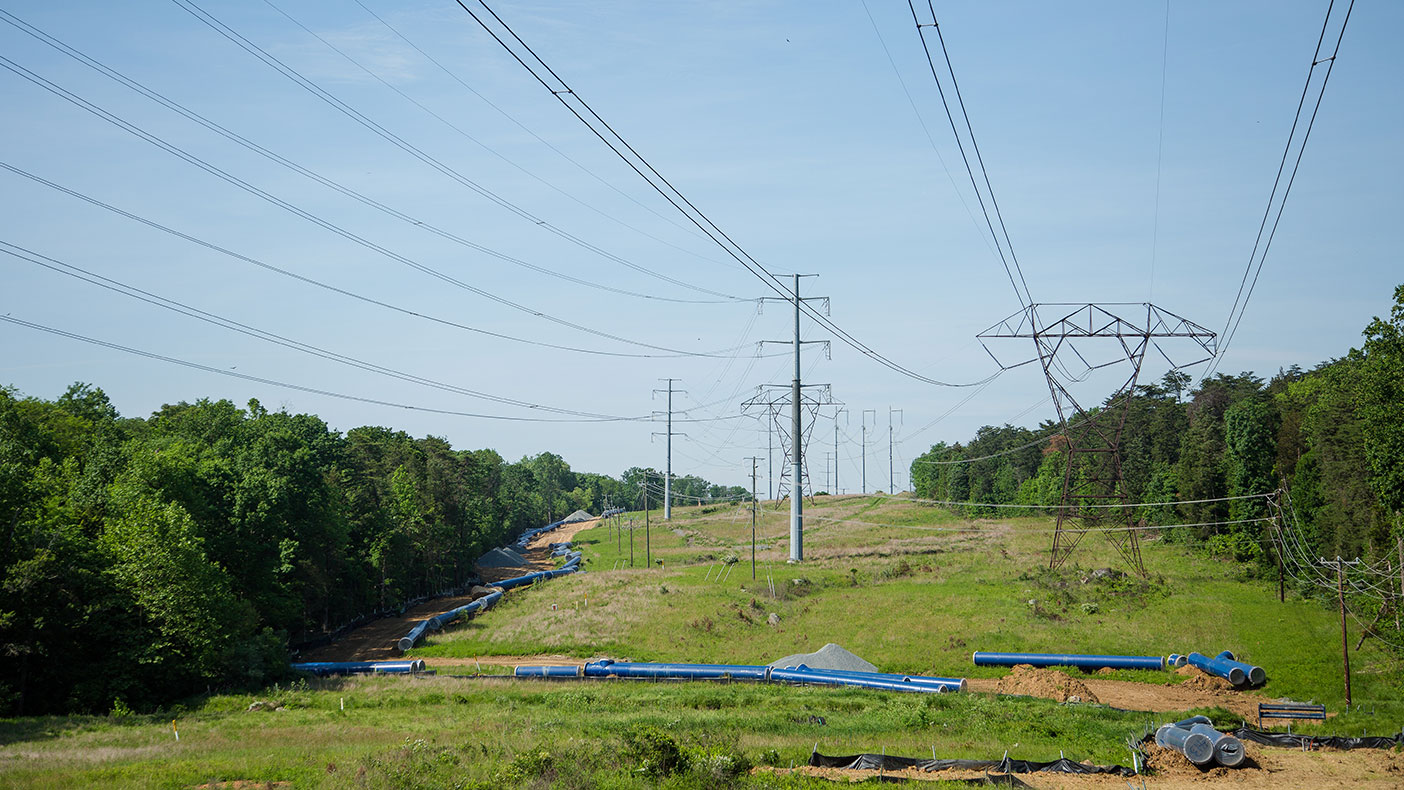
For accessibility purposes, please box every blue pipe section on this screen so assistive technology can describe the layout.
[512,660,968,694]
[770,667,950,694]
[1168,653,1188,668]
[774,665,966,693]
[972,652,1165,671]
[399,519,586,651]
[1214,652,1266,686]
[1186,652,1247,686]
[1189,723,1245,767]
[515,665,584,678]
[1156,724,1215,765]
[292,660,425,676]
[584,660,771,682]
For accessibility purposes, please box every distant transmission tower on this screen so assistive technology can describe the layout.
[980,303,1215,576]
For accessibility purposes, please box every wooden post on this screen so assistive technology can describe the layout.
[1336,558,1351,707]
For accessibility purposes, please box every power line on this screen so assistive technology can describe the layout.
[0,314,751,425]
[0,8,740,307]
[258,0,742,297]
[0,58,757,358]
[169,0,744,303]
[857,0,1001,265]
[2,239,657,420]
[346,0,730,265]
[1208,0,1355,380]
[0,160,771,361]
[907,1,1032,309]
[452,0,1001,390]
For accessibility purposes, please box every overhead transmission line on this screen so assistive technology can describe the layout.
[168,0,743,303]
[263,0,735,282]
[346,0,730,264]
[1207,0,1355,380]
[0,8,738,306]
[0,56,743,358]
[0,314,735,424]
[907,0,1032,310]
[858,0,1001,266]
[452,0,999,390]
[1,239,682,420]
[0,161,768,361]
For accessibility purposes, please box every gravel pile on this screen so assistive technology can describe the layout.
[476,547,530,568]
[562,509,595,523]
[767,643,879,673]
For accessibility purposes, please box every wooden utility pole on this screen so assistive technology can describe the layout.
[1332,557,1352,707]
[745,456,762,580]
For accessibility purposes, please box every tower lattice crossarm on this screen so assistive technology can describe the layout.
[978,303,1217,576]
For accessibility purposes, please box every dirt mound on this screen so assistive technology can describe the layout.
[477,547,529,569]
[1144,740,1264,779]
[1177,664,1235,691]
[995,664,1100,704]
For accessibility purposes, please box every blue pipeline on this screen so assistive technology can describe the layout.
[511,661,968,694]
[1186,652,1247,686]
[1167,653,1188,668]
[972,652,1166,671]
[399,519,586,651]
[585,661,771,682]
[292,660,425,676]
[1189,723,1246,767]
[770,667,951,694]
[1155,724,1215,765]
[1213,651,1266,686]
[398,591,506,651]
[773,665,966,692]
[515,665,584,678]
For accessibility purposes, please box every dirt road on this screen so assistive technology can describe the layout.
[298,518,600,662]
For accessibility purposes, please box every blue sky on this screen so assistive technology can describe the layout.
[1,1,1398,494]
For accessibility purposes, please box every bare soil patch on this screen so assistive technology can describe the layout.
[991,664,1100,704]
[298,520,599,661]
[477,518,599,583]
[966,666,1268,718]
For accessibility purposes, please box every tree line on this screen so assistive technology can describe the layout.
[912,285,1404,572]
[0,391,728,715]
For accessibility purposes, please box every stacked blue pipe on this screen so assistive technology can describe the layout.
[771,666,958,693]
[1156,715,1245,767]
[1156,723,1215,765]
[1214,650,1266,686]
[972,652,1165,671]
[585,660,771,682]
[1186,652,1265,686]
[292,659,425,677]
[511,660,966,694]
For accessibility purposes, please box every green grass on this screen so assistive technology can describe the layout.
[419,496,1402,718]
[3,494,1401,787]
[0,676,1149,789]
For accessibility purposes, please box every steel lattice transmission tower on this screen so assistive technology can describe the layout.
[979,303,1216,576]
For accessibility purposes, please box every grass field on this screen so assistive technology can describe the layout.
[2,494,1400,788]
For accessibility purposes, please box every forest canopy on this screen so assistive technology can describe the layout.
[0,389,738,716]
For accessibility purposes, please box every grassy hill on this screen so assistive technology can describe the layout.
[2,495,1398,788]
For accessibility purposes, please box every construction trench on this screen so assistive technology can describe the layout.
[290,513,1397,784]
